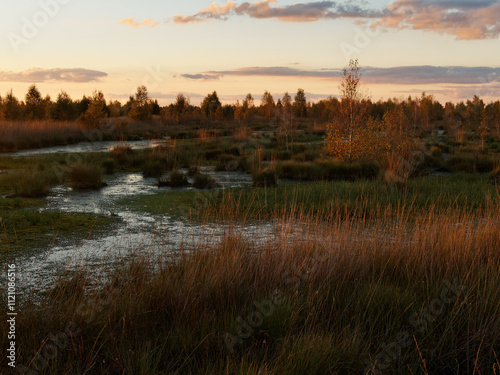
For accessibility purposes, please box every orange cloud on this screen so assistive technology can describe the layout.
[118,17,159,28]
[172,0,500,40]
[173,0,380,24]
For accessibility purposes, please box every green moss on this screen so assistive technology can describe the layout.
[117,190,201,216]
[0,209,116,256]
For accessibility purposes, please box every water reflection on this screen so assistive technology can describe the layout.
[9,167,260,293]
[5,139,168,157]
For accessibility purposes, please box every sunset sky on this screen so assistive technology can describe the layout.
[1,0,500,105]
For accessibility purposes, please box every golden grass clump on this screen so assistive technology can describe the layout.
[1,202,499,374]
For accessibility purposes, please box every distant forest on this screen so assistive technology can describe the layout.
[1,84,499,140]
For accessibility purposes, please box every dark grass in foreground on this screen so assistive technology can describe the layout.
[1,207,499,374]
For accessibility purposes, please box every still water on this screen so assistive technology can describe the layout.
[5,163,291,294]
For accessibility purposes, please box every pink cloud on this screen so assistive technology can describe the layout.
[373,0,500,40]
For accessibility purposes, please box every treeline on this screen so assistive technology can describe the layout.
[1,84,499,137]
[0,85,161,127]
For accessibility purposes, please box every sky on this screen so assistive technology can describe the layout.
[1,0,500,105]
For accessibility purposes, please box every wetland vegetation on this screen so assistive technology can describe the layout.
[0,77,499,374]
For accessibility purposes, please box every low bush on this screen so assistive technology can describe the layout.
[101,158,115,174]
[276,159,379,181]
[445,154,495,173]
[277,160,323,180]
[67,163,105,190]
[193,173,218,189]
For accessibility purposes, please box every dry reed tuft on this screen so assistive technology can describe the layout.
[1,202,498,374]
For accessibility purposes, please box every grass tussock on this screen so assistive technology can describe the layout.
[67,163,105,190]
[252,168,277,187]
[0,168,58,198]
[193,173,218,189]
[445,154,496,173]
[110,144,134,162]
[488,166,500,185]
[275,159,380,181]
[158,170,190,188]
[1,206,499,374]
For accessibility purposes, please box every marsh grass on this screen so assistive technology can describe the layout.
[1,121,500,374]
[211,174,499,221]
[489,167,500,184]
[252,168,277,187]
[158,170,190,188]
[67,163,105,190]
[0,207,114,254]
[445,154,496,173]
[0,120,84,152]
[1,205,498,374]
[0,167,59,198]
[276,159,379,181]
[193,173,218,189]
[142,159,164,178]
